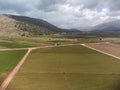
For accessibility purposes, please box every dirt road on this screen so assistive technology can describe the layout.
[0,48,32,90]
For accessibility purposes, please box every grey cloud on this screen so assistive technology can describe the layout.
[106,0,120,11]
[0,0,66,13]
[0,0,35,14]
[67,0,120,11]
[36,0,66,12]
[0,0,120,29]
[67,0,99,9]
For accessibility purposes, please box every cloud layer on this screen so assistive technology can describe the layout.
[0,0,120,29]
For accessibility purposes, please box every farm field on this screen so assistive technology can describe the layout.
[7,45,120,90]
[0,42,37,48]
[0,50,27,85]
[1,36,101,46]
[85,42,120,58]
[0,46,7,49]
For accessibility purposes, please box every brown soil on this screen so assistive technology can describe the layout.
[86,42,120,58]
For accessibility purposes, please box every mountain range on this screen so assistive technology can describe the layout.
[0,14,79,37]
[93,20,120,33]
[0,14,120,37]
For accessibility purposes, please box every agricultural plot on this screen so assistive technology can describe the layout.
[0,50,27,85]
[85,42,120,58]
[0,42,37,48]
[7,45,120,90]
[0,46,7,49]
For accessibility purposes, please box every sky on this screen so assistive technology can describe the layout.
[0,0,120,29]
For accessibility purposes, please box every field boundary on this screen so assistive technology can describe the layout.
[0,44,81,51]
[81,44,120,60]
[0,48,32,90]
[32,44,81,50]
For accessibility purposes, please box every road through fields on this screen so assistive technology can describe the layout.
[0,44,81,90]
[0,48,32,90]
[1,43,120,90]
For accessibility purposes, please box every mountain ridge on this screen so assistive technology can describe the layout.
[93,20,120,32]
[0,14,79,37]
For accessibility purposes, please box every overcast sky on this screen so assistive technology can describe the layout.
[0,0,120,29]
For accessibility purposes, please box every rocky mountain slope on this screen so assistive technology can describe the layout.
[0,14,71,37]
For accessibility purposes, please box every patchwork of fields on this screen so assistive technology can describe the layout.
[0,50,27,85]
[6,45,120,90]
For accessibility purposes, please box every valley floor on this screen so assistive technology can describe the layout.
[6,45,120,90]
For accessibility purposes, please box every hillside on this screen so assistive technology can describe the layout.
[0,14,73,37]
[93,20,120,34]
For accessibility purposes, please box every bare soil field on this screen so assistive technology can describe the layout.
[103,38,120,43]
[86,42,120,58]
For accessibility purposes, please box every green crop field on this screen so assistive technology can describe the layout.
[0,50,27,85]
[7,45,120,90]
[0,42,37,48]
